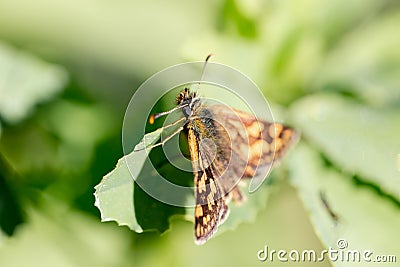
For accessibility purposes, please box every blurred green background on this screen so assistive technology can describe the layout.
[0,0,399,266]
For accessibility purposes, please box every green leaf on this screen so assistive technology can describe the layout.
[0,155,24,236]
[183,0,391,106]
[0,42,68,123]
[291,93,400,200]
[288,143,400,266]
[132,148,189,233]
[315,11,400,106]
[45,100,116,147]
[0,197,131,267]
[0,101,115,177]
[218,0,259,39]
[94,128,162,232]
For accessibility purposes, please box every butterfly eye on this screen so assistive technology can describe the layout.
[182,106,192,118]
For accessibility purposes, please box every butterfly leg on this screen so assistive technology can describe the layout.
[134,119,185,151]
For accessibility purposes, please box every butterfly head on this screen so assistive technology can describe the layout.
[176,87,200,119]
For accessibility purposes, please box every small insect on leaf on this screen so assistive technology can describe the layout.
[319,190,340,225]
[141,55,299,245]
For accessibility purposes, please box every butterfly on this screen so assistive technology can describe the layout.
[145,55,298,245]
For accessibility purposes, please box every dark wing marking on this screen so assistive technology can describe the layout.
[187,127,227,245]
[193,168,228,245]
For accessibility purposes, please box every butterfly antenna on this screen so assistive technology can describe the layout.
[149,103,189,124]
[194,53,213,95]
[150,54,213,124]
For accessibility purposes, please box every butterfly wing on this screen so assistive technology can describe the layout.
[215,105,298,173]
[187,126,228,245]
[209,104,299,198]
